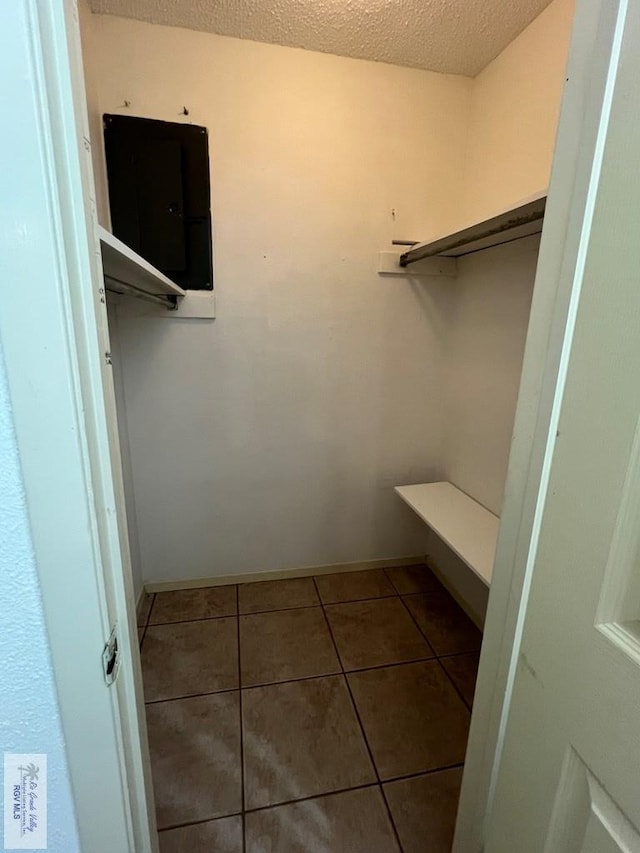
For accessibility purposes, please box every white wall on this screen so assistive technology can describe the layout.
[462,0,575,225]
[83,16,471,583]
[441,236,540,515]
[441,0,575,517]
[78,0,110,228]
[0,348,81,853]
[80,2,574,585]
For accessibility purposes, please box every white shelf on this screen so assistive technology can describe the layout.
[395,481,499,586]
[400,192,546,265]
[99,226,186,304]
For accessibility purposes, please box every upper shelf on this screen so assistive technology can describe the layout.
[400,192,547,267]
[99,226,186,306]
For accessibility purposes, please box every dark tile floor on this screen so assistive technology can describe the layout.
[137,565,482,853]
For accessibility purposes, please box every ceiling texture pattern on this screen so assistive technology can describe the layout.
[88,0,554,77]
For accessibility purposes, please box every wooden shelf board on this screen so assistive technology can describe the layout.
[395,481,499,586]
[401,192,546,265]
[99,226,186,299]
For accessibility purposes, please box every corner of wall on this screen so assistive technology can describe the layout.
[460,0,576,226]
[77,0,111,227]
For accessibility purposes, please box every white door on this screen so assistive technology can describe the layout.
[484,0,640,848]
[0,2,156,851]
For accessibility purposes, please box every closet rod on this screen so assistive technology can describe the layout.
[104,274,178,309]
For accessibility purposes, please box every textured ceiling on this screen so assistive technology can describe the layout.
[88,0,554,77]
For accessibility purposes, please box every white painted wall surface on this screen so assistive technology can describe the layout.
[78,1,573,584]
[462,0,575,225]
[441,236,539,516]
[77,0,110,228]
[82,17,470,582]
[0,349,81,853]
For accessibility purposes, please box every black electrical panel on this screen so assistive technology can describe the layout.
[103,114,213,291]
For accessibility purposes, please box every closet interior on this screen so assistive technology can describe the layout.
[77,0,575,848]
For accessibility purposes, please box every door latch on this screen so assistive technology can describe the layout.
[102,625,120,686]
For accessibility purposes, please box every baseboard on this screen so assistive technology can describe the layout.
[143,554,427,593]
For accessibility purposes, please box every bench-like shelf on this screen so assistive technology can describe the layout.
[99,226,186,308]
[395,482,499,586]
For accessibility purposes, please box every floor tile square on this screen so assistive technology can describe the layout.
[137,592,154,626]
[245,787,400,852]
[146,693,241,829]
[383,768,463,853]
[403,592,482,655]
[325,598,433,671]
[142,618,238,701]
[315,569,395,604]
[239,577,319,614]
[441,652,480,708]
[243,676,375,809]
[384,564,440,595]
[240,607,340,686]
[347,661,470,779]
[159,815,243,853]
[150,585,237,624]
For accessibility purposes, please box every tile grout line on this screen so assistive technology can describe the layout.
[391,581,482,673]
[147,570,475,844]
[143,651,448,706]
[139,592,155,650]
[438,649,482,661]
[158,760,468,834]
[146,592,157,628]
[396,594,475,713]
[310,592,399,606]
[147,594,406,628]
[145,685,240,706]
[312,577,406,853]
[158,811,243,834]
[395,593,439,658]
[435,656,474,713]
[382,566,404,597]
[143,650,454,705]
[149,600,318,627]
[236,586,246,853]
[244,780,381,818]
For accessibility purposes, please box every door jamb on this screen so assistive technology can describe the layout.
[454,1,624,848]
[0,1,157,850]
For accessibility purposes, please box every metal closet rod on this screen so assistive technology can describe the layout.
[104,274,178,310]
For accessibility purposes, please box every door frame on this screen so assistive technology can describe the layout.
[0,1,156,850]
[2,0,615,851]
[454,0,626,849]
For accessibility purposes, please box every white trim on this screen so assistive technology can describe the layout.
[0,2,156,851]
[454,2,627,849]
[144,554,427,592]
